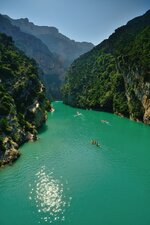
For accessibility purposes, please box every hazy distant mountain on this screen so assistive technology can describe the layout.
[7,17,94,66]
[62,10,150,125]
[0,15,59,74]
[0,14,64,99]
[0,14,94,99]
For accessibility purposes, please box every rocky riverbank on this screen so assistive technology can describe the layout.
[0,33,51,168]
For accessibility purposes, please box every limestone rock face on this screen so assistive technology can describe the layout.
[143,95,150,124]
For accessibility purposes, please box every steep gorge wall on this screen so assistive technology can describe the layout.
[0,33,51,166]
[62,11,150,125]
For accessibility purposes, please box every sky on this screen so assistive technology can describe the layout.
[0,0,149,45]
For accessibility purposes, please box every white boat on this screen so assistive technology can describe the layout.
[74,111,82,117]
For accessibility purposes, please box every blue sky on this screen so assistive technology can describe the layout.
[0,0,149,44]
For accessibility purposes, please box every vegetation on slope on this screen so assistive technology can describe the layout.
[0,14,94,100]
[0,33,50,166]
[0,14,65,100]
[62,10,150,124]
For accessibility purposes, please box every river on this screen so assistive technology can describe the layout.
[0,101,150,225]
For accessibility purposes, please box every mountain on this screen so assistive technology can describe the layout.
[7,17,94,66]
[0,14,94,99]
[62,10,150,125]
[0,33,51,166]
[0,14,64,99]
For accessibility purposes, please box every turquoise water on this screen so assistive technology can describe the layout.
[0,101,150,225]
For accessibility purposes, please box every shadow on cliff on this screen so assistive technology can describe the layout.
[38,123,48,134]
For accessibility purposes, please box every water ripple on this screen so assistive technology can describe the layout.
[29,166,71,223]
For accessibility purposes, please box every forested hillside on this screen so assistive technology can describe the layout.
[62,10,150,124]
[0,33,50,166]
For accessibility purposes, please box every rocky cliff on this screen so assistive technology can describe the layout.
[62,10,150,125]
[0,33,51,166]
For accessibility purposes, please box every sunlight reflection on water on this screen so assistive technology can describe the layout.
[29,166,71,223]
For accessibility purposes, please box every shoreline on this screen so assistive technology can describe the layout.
[0,132,37,168]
